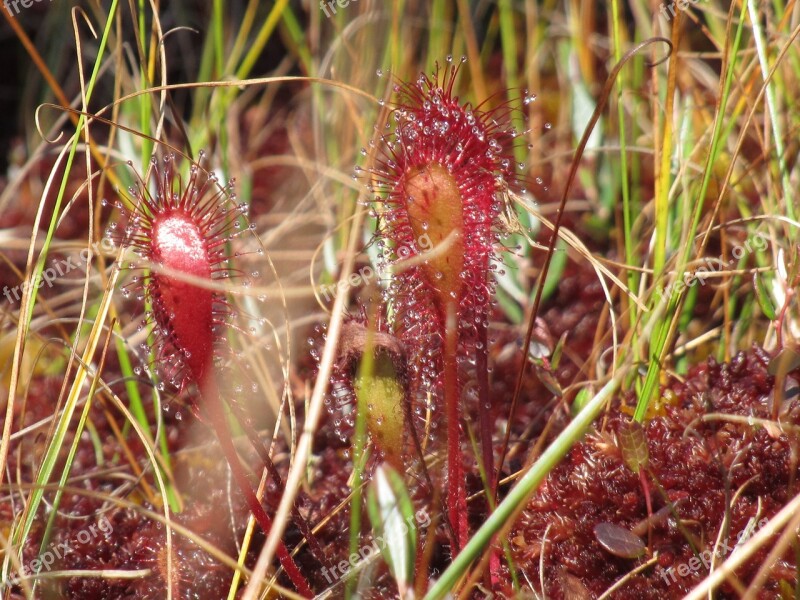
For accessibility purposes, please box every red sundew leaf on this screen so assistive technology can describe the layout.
[365,58,526,553]
[114,154,315,596]
[112,153,256,391]
[367,57,523,354]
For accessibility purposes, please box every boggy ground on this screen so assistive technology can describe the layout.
[3,237,799,599]
[507,346,800,598]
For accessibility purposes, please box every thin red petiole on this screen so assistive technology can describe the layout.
[444,303,468,552]
[199,375,313,598]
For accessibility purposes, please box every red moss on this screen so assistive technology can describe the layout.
[508,348,800,598]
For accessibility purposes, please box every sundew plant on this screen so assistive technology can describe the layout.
[1,1,800,599]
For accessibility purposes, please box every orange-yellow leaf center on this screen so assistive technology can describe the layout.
[404,163,464,305]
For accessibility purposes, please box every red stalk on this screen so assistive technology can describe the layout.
[475,317,495,491]
[199,375,312,597]
[367,60,523,557]
[475,314,502,584]
[444,303,468,552]
[117,155,314,597]
[224,400,332,572]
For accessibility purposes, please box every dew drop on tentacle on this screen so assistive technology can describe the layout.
[109,153,275,403]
